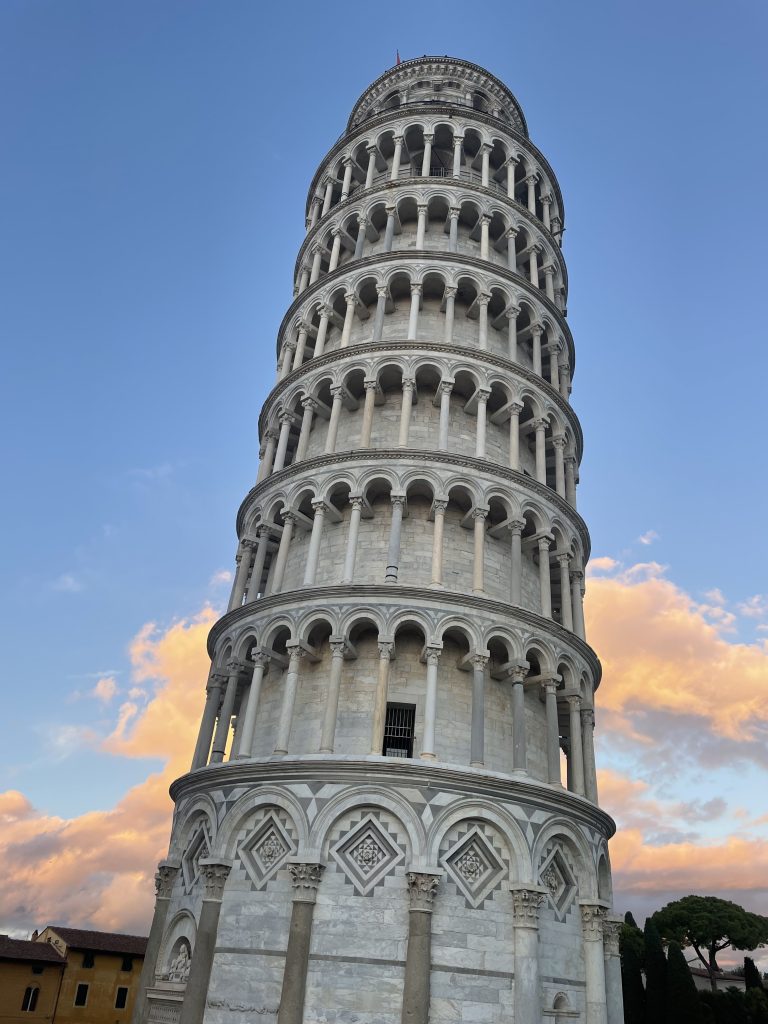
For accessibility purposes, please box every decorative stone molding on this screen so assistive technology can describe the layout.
[199,860,231,902]
[603,917,623,957]
[288,862,325,903]
[154,862,179,901]
[510,886,548,927]
[580,902,608,940]
[406,871,440,912]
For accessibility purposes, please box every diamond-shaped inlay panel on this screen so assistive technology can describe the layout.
[181,822,211,893]
[441,825,505,908]
[238,814,295,890]
[539,846,577,921]
[331,813,404,895]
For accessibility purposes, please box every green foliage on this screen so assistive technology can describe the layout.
[622,912,645,968]
[745,958,765,991]
[621,934,646,1024]
[645,917,668,1024]
[666,940,704,1022]
[699,988,768,1024]
[745,989,768,1023]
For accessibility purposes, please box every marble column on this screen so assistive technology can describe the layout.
[531,324,543,377]
[370,640,393,753]
[510,887,547,1024]
[277,863,325,1024]
[321,177,333,215]
[303,499,327,586]
[565,456,577,506]
[604,917,625,1024]
[384,206,396,252]
[580,903,609,1024]
[581,706,599,803]
[437,380,453,450]
[525,173,537,213]
[313,306,331,357]
[429,499,447,588]
[474,387,490,458]
[420,646,442,760]
[558,552,573,630]
[319,639,347,752]
[542,679,561,785]
[360,380,377,446]
[227,540,252,611]
[477,293,490,350]
[273,413,295,473]
[506,156,518,198]
[274,644,305,755]
[390,136,403,181]
[341,495,363,583]
[470,653,488,767]
[416,205,427,248]
[340,157,353,200]
[538,535,552,617]
[354,220,367,259]
[533,418,548,484]
[309,246,323,284]
[191,674,224,770]
[571,569,586,638]
[324,386,345,453]
[178,861,231,1024]
[131,862,179,1024]
[507,228,518,273]
[270,510,295,594]
[365,144,377,187]
[480,144,491,187]
[508,402,522,471]
[407,285,421,339]
[567,696,585,796]
[236,652,271,758]
[452,135,463,177]
[327,232,342,274]
[448,209,459,253]
[528,244,541,288]
[510,665,528,773]
[256,430,278,483]
[209,661,241,763]
[295,397,317,462]
[372,286,388,342]
[420,134,433,176]
[505,305,519,359]
[278,340,296,381]
[479,214,490,260]
[543,264,555,301]
[398,378,416,446]
[472,506,489,595]
[443,287,456,343]
[292,323,309,369]
[385,494,406,582]
[401,873,440,1024]
[508,518,524,604]
[541,193,552,230]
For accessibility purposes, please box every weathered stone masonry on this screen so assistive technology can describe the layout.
[136,57,623,1024]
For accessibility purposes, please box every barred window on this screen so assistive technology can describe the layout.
[383,703,415,758]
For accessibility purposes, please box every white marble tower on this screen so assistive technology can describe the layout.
[135,57,623,1024]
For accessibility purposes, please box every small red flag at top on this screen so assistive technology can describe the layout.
[396,50,401,65]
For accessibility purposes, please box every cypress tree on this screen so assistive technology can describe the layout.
[621,934,646,1024]
[745,957,764,991]
[666,940,704,1022]
[645,917,667,1024]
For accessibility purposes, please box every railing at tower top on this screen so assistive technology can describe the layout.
[350,165,517,202]
[334,97,517,146]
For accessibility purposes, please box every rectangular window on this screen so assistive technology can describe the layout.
[82,952,94,968]
[31,966,44,975]
[74,983,89,1007]
[120,956,133,972]
[115,987,128,1010]
[382,703,415,758]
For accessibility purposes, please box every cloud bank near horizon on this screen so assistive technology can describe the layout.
[1,562,766,955]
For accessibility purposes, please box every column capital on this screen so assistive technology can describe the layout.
[406,871,440,912]
[278,410,296,427]
[393,133,404,143]
[505,225,519,239]
[425,646,442,667]
[540,192,553,205]
[448,206,460,219]
[363,378,379,392]
[479,141,493,154]
[416,202,427,215]
[249,648,272,670]
[476,386,491,403]
[377,639,394,659]
[580,901,608,940]
[581,706,595,729]
[472,505,490,521]
[342,154,354,167]
[199,859,232,902]
[330,384,347,400]
[508,663,529,684]
[527,242,544,256]
[543,262,556,277]
[286,641,307,662]
[390,492,407,509]
[288,861,325,903]
[376,284,388,298]
[530,322,545,337]
[471,652,489,670]
[283,338,297,353]
[504,303,521,319]
[154,862,180,900]
[301,395,318,411]
[310,498,328,515]
[476,291,491,307]
[281,508,297,525]
[532,417,549,432]
[225,659,246,676]
[479,213,492,226]
[556,550,571,566]
[366,141,377,154]
[349,494,365,511]
[508,401,524,417]
[566,694,582,711]
[510,886,547,927]
[410,282,423,296]
[537,533,552,551]
[541,678,559,697]
[432,498,448,515]
[439,378,454,395]
[525,172,539,185]
[604,917,624,956]
[504,154,520,167]
[444,285,458,299]
[422,132,434,143]
[570,568,585,585]
[329,639,347,659]
[506,518,526,536]
[401,377,416,392]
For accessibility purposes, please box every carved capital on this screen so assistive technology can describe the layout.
[329,640,347,659]
[472,506,489,521]
[439,379,454,396]
[581,902,608,940]
[401,377,416,393]
[250,649,272,670]
[506,518,526,536]
[378,640,394,660]
[281,509,297,525]
[471,652,489,671]
[604,917,623,957]
[349,495,365,511]
[557,551,571,567]
[444,285,457,298]
[289,862,324,903]
[286,642,307,664]
[406,871,440,912]
[510,886,547,927]
[509,663,528,684]
[476,292,491,307]
[301,395,318,411]
[226,659,245,676]
[532,417,549,432]
[537,534,552,552]
[425,647,441,667]
[311,498,328,515]
[432,499,448,515]
[505,304,521,319]
[390,493,406,510]
[200,860,231,902]
[410,283,423,296]
[581,707,595,729]
[376,285,388,298]
[154,863,179,900]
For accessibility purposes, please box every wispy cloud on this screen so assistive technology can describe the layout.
[50,573,84,593]
[91,677,118,703]
[637,530,659,546]
[737,595,768,619]
[209,569,233,588]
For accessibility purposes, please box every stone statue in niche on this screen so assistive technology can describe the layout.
[167,942,191,983]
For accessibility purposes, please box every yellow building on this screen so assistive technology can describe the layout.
[0,934,65,1024]
[33,928,146,1024]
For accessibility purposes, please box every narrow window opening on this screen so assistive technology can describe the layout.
[22,987,39,1012]
[115,986,129,1009]
[82,952,94,969]
[120,956,133,972]
[383,703,415,758]
[74,983,89,1007]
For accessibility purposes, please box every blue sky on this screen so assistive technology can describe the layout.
[1,0,767,930]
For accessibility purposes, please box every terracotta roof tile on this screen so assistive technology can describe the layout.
[44,927,148,956]
[0,935,65,964]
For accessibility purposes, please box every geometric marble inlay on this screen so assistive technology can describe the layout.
[441,824,505,908]
[181,822,211,893]
[331,813,404,896]
[539,846,577,921]
[238,813,295,890]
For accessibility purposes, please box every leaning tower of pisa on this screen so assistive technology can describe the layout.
[135,57,623,1024]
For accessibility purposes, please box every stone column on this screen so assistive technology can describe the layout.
[340,157,353,200]
[131,862,179,1024]
[437,380,453,450]
[452,135,463,177]
[401,873,440,1024]
[270,510,295,594]
[443,286,456,343]
[256,430,278,482]
[327,232,342,274]
[277,863,325,1024]
[507,228,518,272]
[420,646,442,760]
[319,639,347,752]
[567,696,585,796]
[508,402,522,471]
[274,644,305,755]
[278,340,295,381]
[480,144,491,187]
[541,193,552,230]
[558,552,573,630]
[470,653,488,767]
[533,418,548,484]
[479,214,490,260]
[474,387,490,458]
[525,173,537,213]
[292,323,309,369]
[354,219,367,259]
[390,135,403,181]
[398,378,416,446]
[415,204,427,248]
[604,917,625,1024]
[372,286,387,342]
[370,640,394,753]
[565,456,577,506]
[531,324,543,377]
[528,244,541,288]
[273,412,294,473]
[313,305,331,357]
[580,903,609,1024]
[571,569,586,639]
[506,156,518,197]
[560,362,572,401]
[407,285,422,339]
[360,380,377,446]
[302,499,327,586]
[581,706,599,802]
[295,397,317,462]
[178,861,231,1024]
[542,679,561,785]
[321,177,333,215]
[236,652,271,758]
[309,196,321,229]
[385,494,406,582]
[543,264,556,301]
[420,134,433,176]
[430,500,447,588]
[510,665,528,773]
[553,435,566,497]
[297,266,309,293]
[227,540,252,611]
[309,245,323,284]
[472,506,489,595]
[477,293,490,350]
[538,535,552,617]
[210,661,241,763]
[510,887,547,1024]
[191,674,224,770]
[341,495,363,583]
[448,208,459,252]
[365,144,377,187]
[324,386,345,453]
[505,304,519,359]
[508,518,525,604]
[384,206,396,252]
